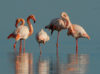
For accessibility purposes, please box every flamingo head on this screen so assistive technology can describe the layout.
[28,15,36,23]
[15,18,25,27]
[61,12,72,29]
[61,12,69,19]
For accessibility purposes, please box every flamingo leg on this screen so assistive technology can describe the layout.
[39,43,42,56]
[23,40,25,53]
[56,31,60,56]
[19,40,22,55]
[13,41,17,54]
[76,38,78,55]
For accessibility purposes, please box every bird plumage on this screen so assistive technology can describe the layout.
[50,18,68,30]
[67,24,90,39]
[14,25,29,41]
[8,18,25,39]
[36,29,50,44]
[45,12,72,34]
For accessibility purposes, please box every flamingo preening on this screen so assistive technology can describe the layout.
[67,24,90,54]
[8,15,36,55]
[36,29,50,55]
[45,12,72,56]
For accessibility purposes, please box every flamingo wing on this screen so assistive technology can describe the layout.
[7,33,16,39]
[15,26,29,40]
[50,18,67,29]
[73,24,90,39]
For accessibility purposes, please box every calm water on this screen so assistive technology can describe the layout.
[0,0,100,74]
[0,48,99,74]
[5,52,89,74]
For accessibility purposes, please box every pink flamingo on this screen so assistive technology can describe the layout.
[36,29,50,55]
[67,24,90,54]
[8,15,36,55]
[8,18,25,53]
[45,12,72,56]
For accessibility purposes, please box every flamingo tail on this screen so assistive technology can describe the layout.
[7,33,15,39]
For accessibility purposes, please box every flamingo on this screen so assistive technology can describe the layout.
[8,15,36,55]
[45,12,72,56]
[67,24,90,54]
[36,29,50,55]
[8,18,25,53]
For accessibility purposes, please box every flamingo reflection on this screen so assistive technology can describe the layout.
[50,54,89,74]
[16,53,33,74]
[38,55,50,74]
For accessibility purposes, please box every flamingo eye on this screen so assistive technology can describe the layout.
[63,14,66,17]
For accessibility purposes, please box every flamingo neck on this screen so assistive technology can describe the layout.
[65,16,72,28]
[27,17,33,36]
[68,16,72,25]
[68,25,75,34]
[15,19,25,28]
[20,19,25,26]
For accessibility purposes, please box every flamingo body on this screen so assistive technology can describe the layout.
[15,25,29,41]
[8,25,29,41]
[49,18,68,31]
[45,12,71,34]
[36,29,50,44]
[36,29,50,55]
[67,24,90,39]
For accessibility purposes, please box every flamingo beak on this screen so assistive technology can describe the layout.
[32,17,36,23]
[34,20,36,23]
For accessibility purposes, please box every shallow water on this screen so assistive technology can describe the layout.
[7,52,89,74]
[0,44,100,74]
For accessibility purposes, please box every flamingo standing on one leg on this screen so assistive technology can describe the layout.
[67,24,90,55]
[45,12,72,56]
[8,15,36,55]
[8,18,25,53]
[36,29,50,55]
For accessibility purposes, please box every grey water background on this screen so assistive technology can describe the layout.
[0,0,100,74]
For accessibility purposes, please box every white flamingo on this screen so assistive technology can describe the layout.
[45,12,72,56]
[67,24,90,54]
[8,15,36,54]
[36,29,50,55]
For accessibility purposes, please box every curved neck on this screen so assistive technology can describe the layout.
[66,16,72,26]
[27,17,34,36]
[15,19,25,28]
[68,25,75,35]
[20,19,25,26]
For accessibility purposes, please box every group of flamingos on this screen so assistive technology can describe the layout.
[7,12,90,56]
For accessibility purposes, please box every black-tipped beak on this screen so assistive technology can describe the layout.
[34,20,36,23]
